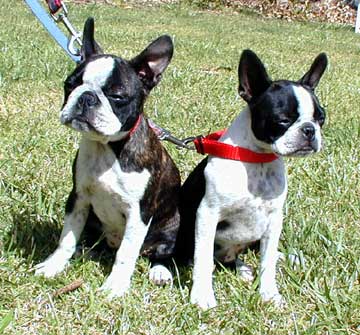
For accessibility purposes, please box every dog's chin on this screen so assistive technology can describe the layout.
[67,119,91,132]
[288,147,316,157]
[272,144,320,157]
[62,118,127,143]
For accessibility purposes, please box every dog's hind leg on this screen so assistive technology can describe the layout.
[149,263,173,286]
[235,259,254,283]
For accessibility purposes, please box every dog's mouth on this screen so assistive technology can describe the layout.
[291,146,315,156]
[288,140,321,156]
[61,115,93,132]
[60,108,98,131]
[273,141,320,157]
[60,112,130,144]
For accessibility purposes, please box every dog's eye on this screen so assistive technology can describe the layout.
[317,116,325,126]
[314,106,326,126]
[277,119,291,127]
[109,94,125,101]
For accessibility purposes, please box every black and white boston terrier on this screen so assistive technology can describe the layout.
[175,49,328,309]
[35,18,181,299]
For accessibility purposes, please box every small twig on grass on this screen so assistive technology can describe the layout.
[52,279,84,298]
[38,279,84,307]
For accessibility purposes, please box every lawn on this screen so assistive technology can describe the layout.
[0,1,359,334]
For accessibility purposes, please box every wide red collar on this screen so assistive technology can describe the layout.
[193,130,278,163]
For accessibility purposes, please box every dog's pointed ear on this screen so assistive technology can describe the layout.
[238,49,272,103]
[298,53,328,90]
[81,17,103,61]
[129,35,174,95]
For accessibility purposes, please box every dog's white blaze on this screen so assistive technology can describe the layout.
[292,85,314,121]
[83,57,115,86]
[293,85,322,152]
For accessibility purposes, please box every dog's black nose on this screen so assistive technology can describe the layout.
[301,123,315,141]
[78,91,98,108]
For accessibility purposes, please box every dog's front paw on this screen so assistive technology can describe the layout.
[100,274,130,300]
[35,258,68,278]
[260,289,285,307]
[149,264,173,286]
[190,287,217,310]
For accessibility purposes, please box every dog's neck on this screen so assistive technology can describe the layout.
[221,107,274,154]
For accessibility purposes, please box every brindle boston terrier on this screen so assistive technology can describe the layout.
[35,18,180,299]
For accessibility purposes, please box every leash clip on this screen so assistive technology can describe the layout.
[48,0,82,57]
[177,136,196,150]
[147,119,195,150]
[157,128,196,150]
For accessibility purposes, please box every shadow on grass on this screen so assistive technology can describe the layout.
[3,207,117,272]
[4,207,189,281]
[3,209,61,263]
[4,202,251,286]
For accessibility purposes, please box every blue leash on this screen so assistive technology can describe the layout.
[23,0,81,63]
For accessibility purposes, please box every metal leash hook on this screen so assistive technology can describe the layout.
[178,136,196,150]
[47,0,82,57]
[147,119,195,150]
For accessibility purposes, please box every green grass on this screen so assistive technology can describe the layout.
[1,1,360,334]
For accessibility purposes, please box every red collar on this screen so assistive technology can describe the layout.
[127,114,142,137]
[193,130,278,163]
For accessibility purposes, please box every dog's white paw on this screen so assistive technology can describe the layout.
[235,260,254,282]
[190,287,217,310]
[100,274,130,300]
[35,257,68,278]
[149,264,173,286]
[260,289,285,307]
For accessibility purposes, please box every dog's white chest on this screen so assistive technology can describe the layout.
[204,157,287,261]
[77,139,150,247]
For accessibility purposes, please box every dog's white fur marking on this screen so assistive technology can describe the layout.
[36,139,153,298]
[190,108,288,309]
[191,197,219,309]
[293,85,314,120]
[83,57,116,86]
[273,85,322,155]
